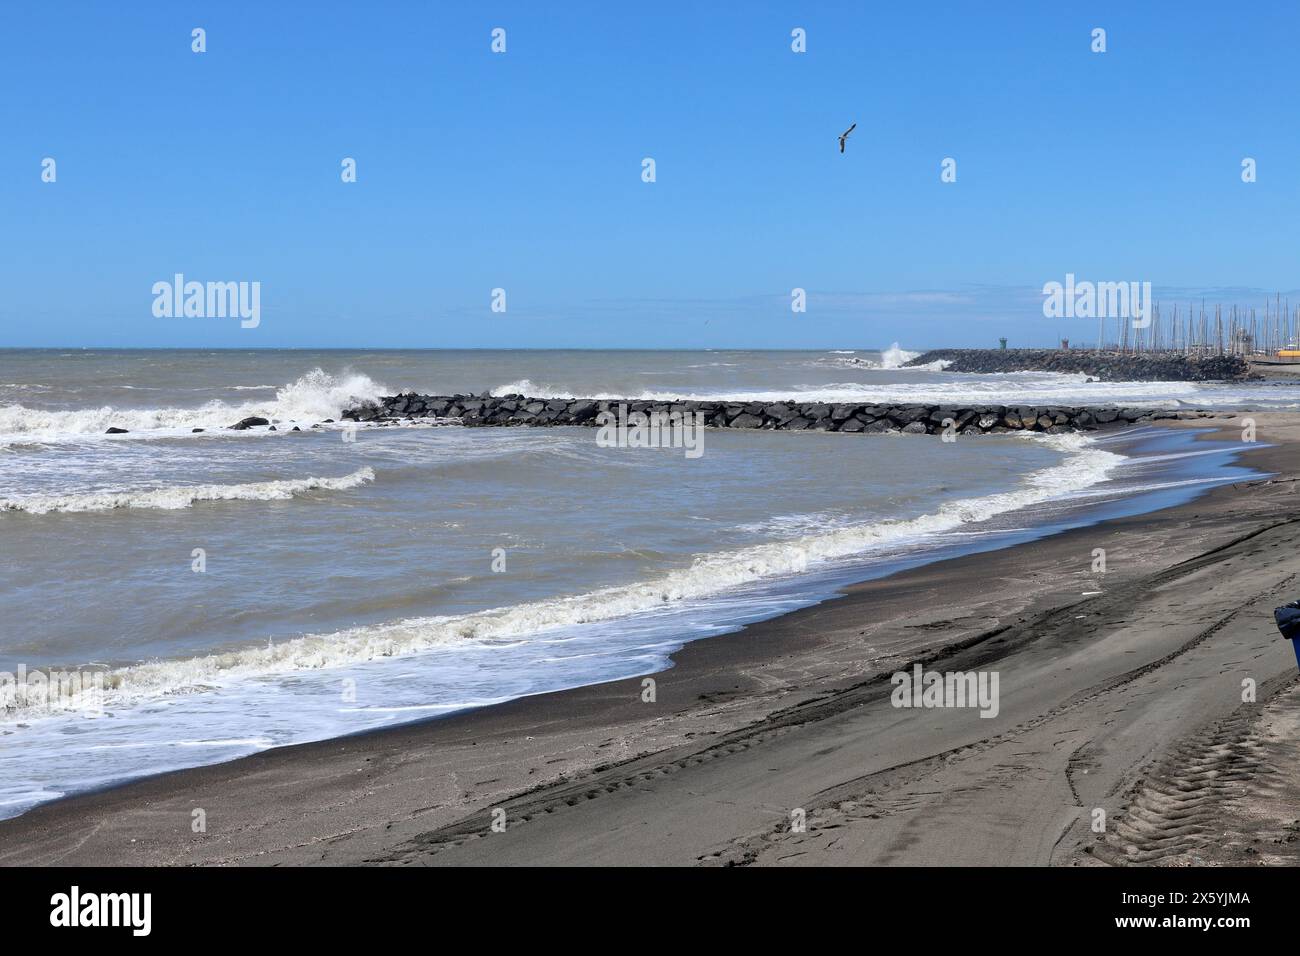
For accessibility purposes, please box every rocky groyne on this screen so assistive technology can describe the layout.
[907,349,1249,382]
[340,393,1221,435]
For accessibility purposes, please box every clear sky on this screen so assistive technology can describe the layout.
[3,1,1298,349]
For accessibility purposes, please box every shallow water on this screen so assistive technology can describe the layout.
[0,348,1284,818]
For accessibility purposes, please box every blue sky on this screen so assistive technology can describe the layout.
[3,1,1298,349]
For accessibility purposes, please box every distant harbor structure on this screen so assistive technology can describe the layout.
[1084,295,1299,358]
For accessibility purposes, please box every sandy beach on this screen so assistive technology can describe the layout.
[0,413,1296,867]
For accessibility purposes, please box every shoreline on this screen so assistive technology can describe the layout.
[3,416,1299,865]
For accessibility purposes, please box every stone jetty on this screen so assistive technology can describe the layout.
[340,393,1222,435]
[907,348,1249,382]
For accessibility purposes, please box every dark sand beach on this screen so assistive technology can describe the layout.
[4,414,1299,867]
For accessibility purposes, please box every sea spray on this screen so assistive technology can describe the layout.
[878,342,920,368]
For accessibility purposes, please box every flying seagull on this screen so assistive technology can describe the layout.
[838,122,856,153]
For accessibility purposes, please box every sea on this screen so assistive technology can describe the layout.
[0,346,1291,818]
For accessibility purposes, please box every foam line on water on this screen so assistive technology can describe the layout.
[488,376,1209,406]
[0,468,375,514]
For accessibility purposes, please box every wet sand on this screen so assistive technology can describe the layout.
[3,414,1299,867]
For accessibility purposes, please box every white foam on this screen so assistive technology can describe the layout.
[490,378,563,398]
[822,343,950,371]
[0,369,388,446]
[878,342,920,368]
[0,432,1120,720]
[488,376,1200,406]
[0,468,374,514]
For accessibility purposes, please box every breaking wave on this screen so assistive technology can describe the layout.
[821,343,950,372]
[0,468,375,514]
[878,343,921,368]
[0,369,388,445]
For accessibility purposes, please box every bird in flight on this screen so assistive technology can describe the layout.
[838,123,856,153]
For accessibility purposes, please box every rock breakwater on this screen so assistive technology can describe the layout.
[906,349,1248,381]
[341,393,1222,435]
